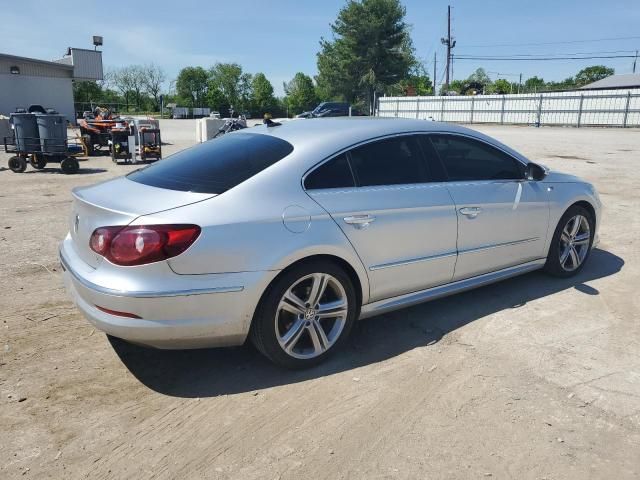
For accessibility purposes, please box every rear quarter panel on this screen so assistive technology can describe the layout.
[135,170,372,304]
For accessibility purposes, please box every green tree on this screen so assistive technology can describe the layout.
[208,63,253,114]
[251,73,277,116]
[466,68,492,93]
[524,76,545,93]
[109,66,135,110]
[490,78,512,94]
[444,79,465,95]
[284,72,318,115]
[316,0,416,113]
[73,81,103,104]
[392,62,432,96]
[545,76,576,91]
[176,66,208,107]
[142,64,166,110]
[574,65,614,86]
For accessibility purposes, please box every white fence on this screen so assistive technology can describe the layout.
[378,88,640,127]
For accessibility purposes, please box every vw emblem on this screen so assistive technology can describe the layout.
[74,214,80,233]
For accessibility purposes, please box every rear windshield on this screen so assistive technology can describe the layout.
[127,132,294,194]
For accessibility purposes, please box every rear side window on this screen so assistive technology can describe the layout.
[304,153,355,189]
[127,133,294,194]
[349,136,428,186]
[430,135,524,181]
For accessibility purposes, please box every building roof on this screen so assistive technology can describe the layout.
[0,52,74,70]
[580,73,640,90]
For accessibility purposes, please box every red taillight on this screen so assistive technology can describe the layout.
[90,224,201,266]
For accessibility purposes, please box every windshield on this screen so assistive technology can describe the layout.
[312,103,329,114]
[127,133,294,194]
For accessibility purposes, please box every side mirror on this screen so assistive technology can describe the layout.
[525,162,547,181]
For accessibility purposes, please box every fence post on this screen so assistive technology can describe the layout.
[500,95,506,124]
[577,94,584,128]
[536,94,543,127]
[395,99,400,118]
[440,96,445,122]
[623,91,631,127]
[416,97,420,119]
[470,97,475,124]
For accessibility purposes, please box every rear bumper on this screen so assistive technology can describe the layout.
[59,236,279,349]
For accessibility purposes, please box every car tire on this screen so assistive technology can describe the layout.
[8,156,27,173]
[250,260,357,369]
[60,157,79,174]
[544,205,595,278]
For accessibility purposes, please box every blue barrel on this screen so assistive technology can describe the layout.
[36,114,67,154]
[9,113,40,152]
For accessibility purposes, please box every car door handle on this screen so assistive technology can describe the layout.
[459,207,482,218]
[344,215,376,229]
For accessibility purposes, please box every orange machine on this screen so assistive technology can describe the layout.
[78,107,128,156]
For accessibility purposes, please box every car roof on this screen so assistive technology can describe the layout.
[239,117,529,168]
[250,117,475,147]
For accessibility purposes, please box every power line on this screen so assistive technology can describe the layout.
[460,35,640,48]
[455,49,638,57]
[455,55,637,61]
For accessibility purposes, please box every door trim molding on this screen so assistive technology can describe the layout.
[370,251,457,271]
[458,237,540,256]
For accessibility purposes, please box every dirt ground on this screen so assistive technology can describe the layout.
[1,121,639,479]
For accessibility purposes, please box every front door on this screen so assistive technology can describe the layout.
[305,135,458,302]
[429,134,550,281]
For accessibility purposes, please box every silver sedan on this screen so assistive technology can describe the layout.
[60,118,601,368]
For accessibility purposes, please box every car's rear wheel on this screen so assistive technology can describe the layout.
[250,261,357,369]
[544,205,594,277]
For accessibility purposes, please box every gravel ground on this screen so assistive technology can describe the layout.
[0,120,639,479]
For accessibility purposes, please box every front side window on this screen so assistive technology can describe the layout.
[430,135,524,181]
[128,133,294,194]
[348,136,429,187]
[304,153,355,189]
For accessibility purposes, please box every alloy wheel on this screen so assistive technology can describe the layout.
[559,214,591,272]
[275,273,348,359]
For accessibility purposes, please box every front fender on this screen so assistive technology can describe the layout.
[544,181,602,254]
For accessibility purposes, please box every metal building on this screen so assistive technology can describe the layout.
[580,74,640,91]
[0,48,103,123]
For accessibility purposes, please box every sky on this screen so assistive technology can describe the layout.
[2,0,640,96]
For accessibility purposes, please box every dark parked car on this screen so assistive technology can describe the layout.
[296,102,364,118]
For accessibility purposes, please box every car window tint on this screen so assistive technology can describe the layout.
[305,153,355,189]
[127,133,293,194]
[349,136,429,186]
[430,135,524,181]
[417,136,447,182]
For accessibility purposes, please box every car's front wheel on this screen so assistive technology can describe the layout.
[250,260,357,369]
[544,205,594,277]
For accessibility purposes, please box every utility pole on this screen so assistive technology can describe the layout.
[440,5,456,92]
[634,50,638,73]
[518,73,522,94]
[433,52,437,95]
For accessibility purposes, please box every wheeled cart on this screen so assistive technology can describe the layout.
[4,113,81,174]
[109,121,162,164]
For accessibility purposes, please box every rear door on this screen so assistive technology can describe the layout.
[428,134,550,281]
[305,135,458,302]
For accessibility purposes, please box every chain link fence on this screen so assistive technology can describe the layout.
[378,88,640,127]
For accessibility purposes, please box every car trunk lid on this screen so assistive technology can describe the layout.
[69,177,214,268]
